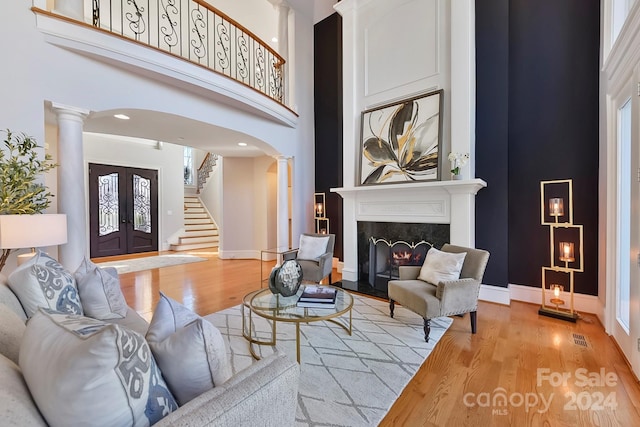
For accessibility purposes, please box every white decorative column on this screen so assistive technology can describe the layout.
[52,103,89,271]
[276,156,290,252]
[269,0,291,106]
[334,0,359,282]
[450,0,476,179]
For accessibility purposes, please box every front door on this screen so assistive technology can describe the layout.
[89,163,158,258]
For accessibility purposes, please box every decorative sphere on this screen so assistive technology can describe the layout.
[268,260,303,297]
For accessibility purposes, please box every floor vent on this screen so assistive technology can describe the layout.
[573,333,588,347]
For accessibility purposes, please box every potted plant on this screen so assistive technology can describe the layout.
[448,152,469,180]
[0,129,57,269]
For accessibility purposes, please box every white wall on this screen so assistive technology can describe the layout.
[218,157,257,258]
[83,134,185,251]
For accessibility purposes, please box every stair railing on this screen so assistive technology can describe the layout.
[197,152,218,194]
[43,0,285,105]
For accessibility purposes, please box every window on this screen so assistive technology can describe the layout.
[184,146,194,186]
[612,0,631,45]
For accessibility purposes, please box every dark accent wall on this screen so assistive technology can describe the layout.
[314,13,343,260]
[476,0,600,295]
[475,0,510,288]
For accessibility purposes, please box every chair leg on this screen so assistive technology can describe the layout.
[424,318,431,342]
[389,299,395,318]
[328,273,332,285]
[470,311,477,334]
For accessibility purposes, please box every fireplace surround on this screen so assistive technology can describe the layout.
[332,179,486,298]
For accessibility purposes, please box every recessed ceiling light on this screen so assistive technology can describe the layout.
[238,142,248,147]
[272,37,278,43]
[114,114,130,120]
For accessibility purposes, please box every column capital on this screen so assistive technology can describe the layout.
[274,155,291,161]
[51,102,89,120]
[267,0,290,10]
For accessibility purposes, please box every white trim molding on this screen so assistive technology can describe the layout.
[479,284,510,305]
[509,284,603,316]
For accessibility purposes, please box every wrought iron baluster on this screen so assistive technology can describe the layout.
[216,20,230,72]
[190,7,206,60]
[237,31,249,81]
[93,0,100,27]
[125,0,146,40]
[159,0,179,49]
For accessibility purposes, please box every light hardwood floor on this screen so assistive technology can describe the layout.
[108,249,640,426]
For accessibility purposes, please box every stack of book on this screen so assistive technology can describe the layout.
[296,285,337,308]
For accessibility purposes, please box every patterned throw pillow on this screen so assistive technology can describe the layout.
[417,247,467,285]
[146,293,231,406]
[74,257,128,320]
[19,309,178,426]
[7,251,82,317]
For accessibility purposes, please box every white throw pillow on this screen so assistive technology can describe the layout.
[146,293,231,406]
[417,247,467,285]
[7,251,83,318]
[19,309,177,427]
[297,235,330,261]
[74,257,127,320]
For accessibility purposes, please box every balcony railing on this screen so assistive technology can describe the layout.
[85,0,284,104]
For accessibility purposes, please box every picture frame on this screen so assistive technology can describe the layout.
[358,89,443,186]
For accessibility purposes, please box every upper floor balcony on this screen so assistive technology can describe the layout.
[32,0,296,126]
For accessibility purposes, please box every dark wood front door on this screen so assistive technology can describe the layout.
[89,163,158,258]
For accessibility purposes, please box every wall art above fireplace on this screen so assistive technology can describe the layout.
[358,89,443,186]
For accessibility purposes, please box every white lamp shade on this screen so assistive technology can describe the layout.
[0,214,68,249]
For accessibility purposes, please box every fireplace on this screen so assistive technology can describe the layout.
[332,180,486,299]
[354,221,449,297]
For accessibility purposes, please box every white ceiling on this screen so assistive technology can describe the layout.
[82,108,272,157]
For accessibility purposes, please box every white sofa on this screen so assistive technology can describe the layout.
[0,274,300,426]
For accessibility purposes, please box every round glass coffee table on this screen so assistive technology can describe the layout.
[242,285,354,363]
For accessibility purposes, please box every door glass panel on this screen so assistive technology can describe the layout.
[98,173,120,236]
[133,174,152,234]
[617,98,631,331]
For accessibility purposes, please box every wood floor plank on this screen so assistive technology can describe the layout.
[110,249,640,426]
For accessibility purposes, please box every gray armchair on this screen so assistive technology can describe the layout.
[388,244,490,342]
[295,233,335,284]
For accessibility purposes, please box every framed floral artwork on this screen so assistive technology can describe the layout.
[358,89,443,185]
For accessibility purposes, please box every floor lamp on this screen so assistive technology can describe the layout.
[539,180,583,322]
[0,214,68,272]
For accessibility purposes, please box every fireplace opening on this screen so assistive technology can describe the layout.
[347,221,450,298]
[368,238,433,290]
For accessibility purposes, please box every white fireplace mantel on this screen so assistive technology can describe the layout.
[331,179,487,282]
[332,179,487,197]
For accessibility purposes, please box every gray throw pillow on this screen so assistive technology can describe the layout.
[7,251,82,318]
[19,309,178,426]
[146,293,231,405]
[74,257,127,320]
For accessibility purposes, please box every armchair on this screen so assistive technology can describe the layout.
[294,233,335,284]
[388,244,490,342]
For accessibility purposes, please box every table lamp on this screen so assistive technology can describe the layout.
[0,214,68,271]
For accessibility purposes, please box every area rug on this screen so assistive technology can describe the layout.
[95,254,207,273]
[205,293,452,427]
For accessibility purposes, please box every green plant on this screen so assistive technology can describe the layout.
[0,129,57,270]
[0,129,56,214]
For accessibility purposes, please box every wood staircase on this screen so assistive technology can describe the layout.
[169,196,219,251]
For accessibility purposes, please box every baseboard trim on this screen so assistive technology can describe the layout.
[479,284,510,305]
[217,250,259,260]
[509,284,600,314]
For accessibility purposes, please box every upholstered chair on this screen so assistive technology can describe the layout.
[388,244,490,342]
[294,233,335,284]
